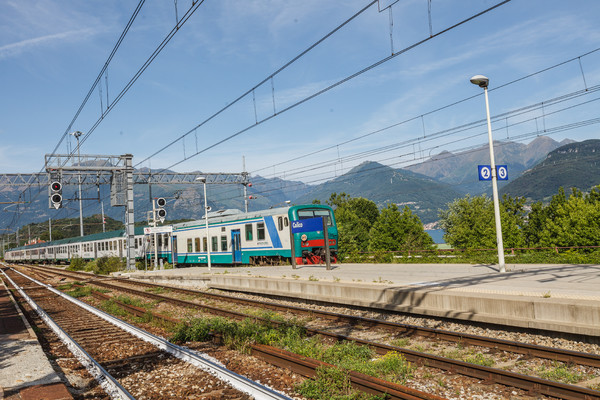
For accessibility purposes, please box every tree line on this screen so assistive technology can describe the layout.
[323,185,600,260]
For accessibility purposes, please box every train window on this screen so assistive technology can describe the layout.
[211,236,218,252]
[135,239,138,249]
[203,237,207,252]
[221,227,226,232]
[245,224,253,241]
[298,209,333,226]
[284,217,289,227]
[278,217,283,231]
[187,238,193,252]
[158,235,163,248]
[220,235,227,251]
[194,238,200,252]
[257,222,265,240]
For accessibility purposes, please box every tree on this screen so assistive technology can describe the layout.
[439,194,525,249]
[368,204,433,252]
[536,188,600,247]
[327,193,379,257]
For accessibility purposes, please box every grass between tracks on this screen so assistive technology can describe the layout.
[171,315,414,400]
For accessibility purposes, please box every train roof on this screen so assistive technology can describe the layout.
[174,206,291,229]
[7,226,147,252]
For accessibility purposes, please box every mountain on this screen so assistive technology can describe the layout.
[293,161,463,223]
[405,136,573,195]
[500,139,600,201]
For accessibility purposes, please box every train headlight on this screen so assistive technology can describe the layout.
[301,234,307,242]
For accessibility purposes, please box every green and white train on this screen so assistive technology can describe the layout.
[4,204,338,267]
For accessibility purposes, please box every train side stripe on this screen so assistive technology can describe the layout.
[264,216,283,249]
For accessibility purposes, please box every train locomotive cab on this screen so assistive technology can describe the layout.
[288,205,338,265]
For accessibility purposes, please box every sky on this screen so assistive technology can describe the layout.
[1,0,600,190]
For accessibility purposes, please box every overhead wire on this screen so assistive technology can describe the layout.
[138,1,512,172]
[5,0,207,233]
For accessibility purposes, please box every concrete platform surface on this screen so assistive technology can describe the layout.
[125,263,600,337]
[0,278,68,398]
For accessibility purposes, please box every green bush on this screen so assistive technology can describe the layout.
[67,256,86,271]
[91,256,125,275]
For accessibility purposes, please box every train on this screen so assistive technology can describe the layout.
[4,204,338,267]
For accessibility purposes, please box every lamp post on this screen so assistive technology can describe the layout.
[196,177,211,271]
[70,131,84,237]
[470,75,506,273]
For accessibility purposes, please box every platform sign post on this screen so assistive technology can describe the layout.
[322,217,331,270]
[289,227,296,270]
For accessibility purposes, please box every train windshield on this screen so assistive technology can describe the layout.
[297,208,333,226]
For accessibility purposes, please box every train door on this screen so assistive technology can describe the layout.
[171,235,178,267]
[231,230,242,263]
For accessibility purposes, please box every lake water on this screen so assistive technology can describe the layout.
[425,229,445,244]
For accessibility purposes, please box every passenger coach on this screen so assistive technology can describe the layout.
[171,204,338,266]
[4,204,338,267]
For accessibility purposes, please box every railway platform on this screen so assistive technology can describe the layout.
[0,278,72,399]
[124,262,600,339]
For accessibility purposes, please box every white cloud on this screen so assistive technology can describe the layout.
[0,29,96,60]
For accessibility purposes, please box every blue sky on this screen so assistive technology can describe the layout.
[1,0,599,186]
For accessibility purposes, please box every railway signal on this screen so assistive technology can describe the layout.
[50,181,62,209]
[156,197,166,223]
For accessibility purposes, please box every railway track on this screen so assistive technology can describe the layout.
[7,264,445,400]
[20,264,600,400]
[1,266,292,400]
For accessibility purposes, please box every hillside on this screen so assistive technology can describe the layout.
[293,161,462,223]
[406,136,573,195]
[500,139,600,200]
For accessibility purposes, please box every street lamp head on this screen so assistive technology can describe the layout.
[195,176,206,183]
[470,75,489,88]
[69,130,83,138]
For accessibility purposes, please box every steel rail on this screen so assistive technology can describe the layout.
[91,284,600,400]
[23,265,600,368]
[9,267,293,400]
[93,288,446,400]
[106,273,600,368]
[0,268,135,400]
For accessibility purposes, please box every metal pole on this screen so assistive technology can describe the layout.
[289,227,297,269]
[76,135,84,237]
[323,217,331,270]
[203,181,212,271]
[243,156,248,213]
[483,87,506,273]
[49,218,52,242]
[101,201,106,233]
[124,154,136,271]
[152,199,158,269]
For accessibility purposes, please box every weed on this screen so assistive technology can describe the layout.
[543,291,551,298]
[391,338,410,347]
[67,257,86,271]
[145,286,168,294]
[65,286,92,298]
[57,282,76,291]
[464,352,494,367]
[296,366,385,400]
[308,275,319,281]
[100,299,129,317]
[332,276,340,282]
[292,274,300,279]
[538,362,586,384]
